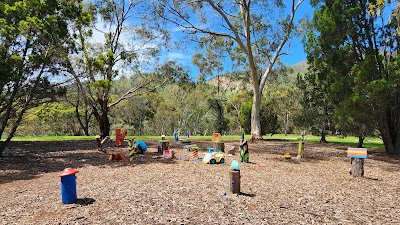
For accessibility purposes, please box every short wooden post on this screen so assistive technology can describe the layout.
[212,141,225,152]
[158,140,169,154]
[347,148,367,177]
[229,170,240,194]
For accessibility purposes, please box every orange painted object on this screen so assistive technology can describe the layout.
[284,152,291,159]
[109,153,124,160]
[191,150,198,159]
[115,128,127,146]
[58,168,79,177]
[212,133,222,142]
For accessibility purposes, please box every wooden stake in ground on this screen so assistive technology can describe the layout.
[229,170,240,194]
[347,148,367,177]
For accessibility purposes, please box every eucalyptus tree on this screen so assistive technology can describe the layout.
[155,0,305,139]
[67,0,169,137]
[307,0,400,154]
[0,0,85,155]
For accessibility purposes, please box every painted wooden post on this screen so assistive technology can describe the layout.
[347,148,367,177]
[115,128,127,147]
[229,170,240,194]
[240,140,249,163]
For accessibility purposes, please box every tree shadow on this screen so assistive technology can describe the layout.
[0,140,179,184]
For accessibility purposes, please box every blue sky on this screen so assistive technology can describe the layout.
[161,0,314,77]
[90,0,314,78]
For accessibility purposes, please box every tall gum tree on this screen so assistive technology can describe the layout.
[155,0,304,139]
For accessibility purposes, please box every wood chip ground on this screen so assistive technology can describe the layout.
[1,140,400,224]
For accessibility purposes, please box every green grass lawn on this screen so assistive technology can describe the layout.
[6,134,384,149]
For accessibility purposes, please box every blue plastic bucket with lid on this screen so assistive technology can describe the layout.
[58,168,79,204]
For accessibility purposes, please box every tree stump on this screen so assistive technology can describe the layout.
[349,158,364,177]
[212,142,225,152]
[158,140,169,154]
[229,170,240,194]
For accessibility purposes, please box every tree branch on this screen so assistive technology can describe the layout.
[259,0,304,94]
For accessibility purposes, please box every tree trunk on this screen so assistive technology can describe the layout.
[100,112,111,137]
[357,135,364,148]
[320,130,328,143]
[379,106,400,155]
[93,108,110,138]
[251,88,262,140]
[349,158,364,177]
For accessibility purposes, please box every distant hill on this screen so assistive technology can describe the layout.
[207,61,309,91]
[290,60,308,76]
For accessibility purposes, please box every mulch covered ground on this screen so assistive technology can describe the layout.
[1,139,400,224]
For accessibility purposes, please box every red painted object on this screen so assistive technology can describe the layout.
[57,168,79,177]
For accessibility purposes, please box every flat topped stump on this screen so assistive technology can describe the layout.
[347,148,367,177]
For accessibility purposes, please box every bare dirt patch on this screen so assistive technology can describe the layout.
[1,139,400,224]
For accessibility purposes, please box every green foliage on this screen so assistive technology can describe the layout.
[0,0,87,153]
[239,101,252,134]
[207,98,228,134]
[18,102,82,136]
[307,0,400,153]
[239,100,280,135]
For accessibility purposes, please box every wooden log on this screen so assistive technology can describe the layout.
[349,158,364,177]
[212,142,225,152]
[229,170,240,194]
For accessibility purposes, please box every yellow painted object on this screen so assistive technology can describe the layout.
[212,133,222,142]
[284,152,291,159]
[297,141,304,158]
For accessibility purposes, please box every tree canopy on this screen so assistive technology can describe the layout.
[306,0,400,154]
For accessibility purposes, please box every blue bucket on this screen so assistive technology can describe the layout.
[60,174,77,204]
[58,168,79,204]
